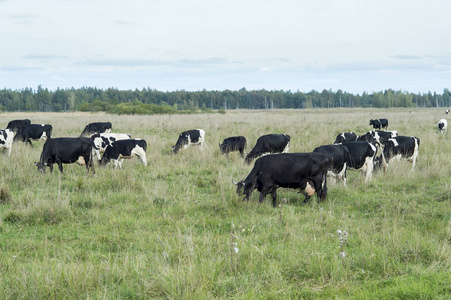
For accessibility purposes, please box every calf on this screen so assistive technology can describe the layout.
[334,132,358,144]
[438,119,447,134]
[91,132,131,160]
[172,129,205,154]
[80,122,112,136]
[234,153,328,207]
[339,141,377,182]
[244,134,290,164]
[369,118,389,130]
[14,124,53,146]
[6,119,31,133]
[0,129,14,156]
[100,139,147,169]
[313,144,350,185]
[35,137,95,174]
[375,136,420,171]
[219,136,247,158]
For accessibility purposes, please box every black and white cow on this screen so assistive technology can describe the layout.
[339,141,378,182]
[375,136,420,172]
[244,134,290,165]
[334,132,359,144]
[80,122,112,136]
[369,118,389,130]
[14,124,53,146]
[6,119,31,133]
[358,130,398,144]
[0,129,14,156]
[438,119,447,134]
[219,136,247,158]
[91,133,132,160]
[313,144,350,185]
[100,139,147,169]
[35,137,95,174]
[172,129,205,154]
[234,153,328,207]
[445,109,449,115]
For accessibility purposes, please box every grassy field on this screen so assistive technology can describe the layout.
[0,108,450,299]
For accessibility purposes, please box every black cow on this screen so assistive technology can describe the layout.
[14,124,53,146]
[35,137,95,174]
[369,119,389,130]
[234,153,328,207]
[334,132,359,144]
[339,141,378,182]
[6,119,31,133]
[80,122,112,136]
[375,136,420,172]
[172,129,205,154]
[313,144,350,185]
[219,136,247,158]
[244,134,290,165]
[358,130,398,144]
[100,139,147,169]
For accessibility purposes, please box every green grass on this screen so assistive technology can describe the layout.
[0,108,450,299]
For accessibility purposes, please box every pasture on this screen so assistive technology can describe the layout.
[0,108,450,299]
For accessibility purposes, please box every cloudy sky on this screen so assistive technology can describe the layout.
[1,0,450,94]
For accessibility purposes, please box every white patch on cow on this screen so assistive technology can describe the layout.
[438,119,447,134]
[93,133,131,160]
[327,162,347,186]
[112,144,147,169]
[0,129,14,156]
[409,137,420,170]
[304,181,315,197]
[76,156,86,165]
[282,141,290,153]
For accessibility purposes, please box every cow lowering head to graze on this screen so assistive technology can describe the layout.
[0,129,14,156]
[219,136,247,158]
[6,119,31,133]
[369,118,389,130]
[80,122,112,136]
[35,137,95,174]
[14,124,53,147]
[313,144,350,185]
[100,139,147,169]
[244,134,290,165]
[234,153,328,207]
[91,132,132,161]
[358,130,398,145]
[374,136,420,172]
[446,109,450,115]
[438,119,447,134]
[172,129,205,154]
[334,132,359,144]
[338,141,378,182]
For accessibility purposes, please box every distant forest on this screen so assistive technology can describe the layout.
[0,86,450,114]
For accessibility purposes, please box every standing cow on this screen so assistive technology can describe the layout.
[244,134,290,165]
[80,122,112,136]
[6,119,31,133]
[375,136,420,172]
[172,129,205,154]
[100,139,147,169]
[35,137,95,174]
[334,132,359,144]
[234,153,328,207]
[14,124,53,147]
[219,136,247,158]
[91,132,132,160]
[313,144,350,185]
[340,141,378,182]
[0,129,14,156]
[438,119,447,134]
[369,119,389,130]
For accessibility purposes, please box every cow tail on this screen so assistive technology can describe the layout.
[89,141,96,174]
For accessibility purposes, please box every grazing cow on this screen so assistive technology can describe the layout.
[172,129,205,154]
[445,109,449,115]
[6,119,31,133]
[339,141,378,182]
[358,130,398,144]
[219,136,247,158]
[313,144,350,185]
[14,124,53,146]
[91,132,131,160]
[0,129,14,156]
[80,122,112,136]
[35,137,95,174]
[438,119,447,134]
[234,153,328,207]
[334,132,359,144]
[100,139,147,169]
[375,136,420,172]
[244,134,290,165]
[369,118,389,130]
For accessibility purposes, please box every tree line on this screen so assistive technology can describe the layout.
[0,85,450,114]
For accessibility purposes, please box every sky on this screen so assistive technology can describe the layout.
[1,0,451,94]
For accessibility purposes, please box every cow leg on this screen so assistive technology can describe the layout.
[27,138,33,147]
[259,191,267,203]
[57,162,64,173]
[303,195,311,204]
[239,148,244,158]
[49,164,54,173]
[270,188,278,207]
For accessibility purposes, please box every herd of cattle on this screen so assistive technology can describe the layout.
[0,115,447,207]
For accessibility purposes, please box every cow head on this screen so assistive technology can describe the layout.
[369,119,374,126]
[34,162,46,173]
[218,143,228,155]
[233,178,256,200]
